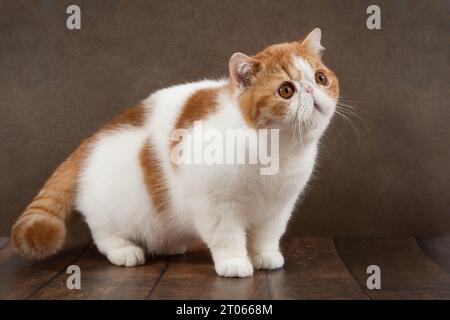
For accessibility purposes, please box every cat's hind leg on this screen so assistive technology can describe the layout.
[92,231,145,267]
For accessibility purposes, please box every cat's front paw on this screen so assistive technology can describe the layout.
[251,251,284,270]
[214,257,254,278]
[107,245,146,267]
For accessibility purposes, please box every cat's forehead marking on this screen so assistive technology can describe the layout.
[292,55,315,82]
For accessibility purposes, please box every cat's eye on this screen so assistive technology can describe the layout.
[315,71,328,86]
[278,82,295,99]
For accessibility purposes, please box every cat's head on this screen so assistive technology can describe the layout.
[229,28,339,141]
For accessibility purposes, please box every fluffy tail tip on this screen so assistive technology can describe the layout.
[11,213,66,260]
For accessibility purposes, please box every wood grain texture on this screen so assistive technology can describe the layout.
[2,235,450,299]
[267,238,369,299]
[32,244,169,300]
[0,214,91,299]
[334,237,450,299]
[416,237,450,274]
[150,249,270,299]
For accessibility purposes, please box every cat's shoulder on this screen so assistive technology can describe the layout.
[145,78,227,102]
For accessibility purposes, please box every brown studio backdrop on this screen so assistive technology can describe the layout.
[0,0,449,237]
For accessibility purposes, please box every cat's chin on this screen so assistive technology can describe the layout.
[301,116,333,141]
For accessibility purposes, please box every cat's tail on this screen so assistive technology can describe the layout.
[11,141,90,260]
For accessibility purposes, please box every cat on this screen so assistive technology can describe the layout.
[11,28,339,277]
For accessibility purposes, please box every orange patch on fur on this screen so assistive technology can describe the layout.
[23,217,65,254]
[140,140,170,214]
[102,103,147,132]
[11,103,147,260]
[170,88,221,168]
[174,88,220,132]
[11,214,65,260]
[238,40,339,128]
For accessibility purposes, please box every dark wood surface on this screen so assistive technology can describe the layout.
[267,238,369,299]
[334,238,450,299]
[1,232,450,299]
[0,215,91,300]
[151,250,270,300]
[32,244,170,300]
[417,237,450,274]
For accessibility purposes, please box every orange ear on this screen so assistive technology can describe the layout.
[301,28,325,55]
[228,52,261,90]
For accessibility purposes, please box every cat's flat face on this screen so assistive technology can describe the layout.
[230,29,339,140]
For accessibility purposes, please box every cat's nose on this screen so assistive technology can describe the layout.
[305,86,314,94]
[300,81,314,94]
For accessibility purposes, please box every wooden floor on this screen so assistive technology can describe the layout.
[1,221,450,299]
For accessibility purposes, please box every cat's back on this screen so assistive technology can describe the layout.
[143,79,228,178]
[76,79,227,233]
[143,79,227,137]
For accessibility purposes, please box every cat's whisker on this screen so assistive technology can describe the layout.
[291,113,297,143]
[295,111,301,142]
[334,110,350,133]
[336,98,370,133]
[317,138,331,159]
[334,109,361,143]
[339,96,371,104]
[301,107,309,132]
[304,107,313,133]
[297,110,304,146]
[290,104,301,143]
[337,101,371,116]
[336,104,369,130]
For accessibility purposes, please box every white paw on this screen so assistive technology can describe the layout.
[214,257,254,278]
[107,246,146,267]
[251,251,284,270]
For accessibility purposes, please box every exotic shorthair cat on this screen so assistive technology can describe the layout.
[11,28,339,277]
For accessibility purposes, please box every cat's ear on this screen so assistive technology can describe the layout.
[228,52,261,90]
[301,28,325,55]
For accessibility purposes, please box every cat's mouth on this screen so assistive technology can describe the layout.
[303,91,323,114]
[313,102,323,113]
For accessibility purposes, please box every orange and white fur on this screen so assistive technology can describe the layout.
[11,29,339,277]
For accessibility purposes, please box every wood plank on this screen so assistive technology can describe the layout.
[266,238,368,299]
[334,237,450,299]
[0,237,8,250]
[0,214,91,299]
[417,236,450,274]
[150,249,270,299]
[32,243,169,299]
